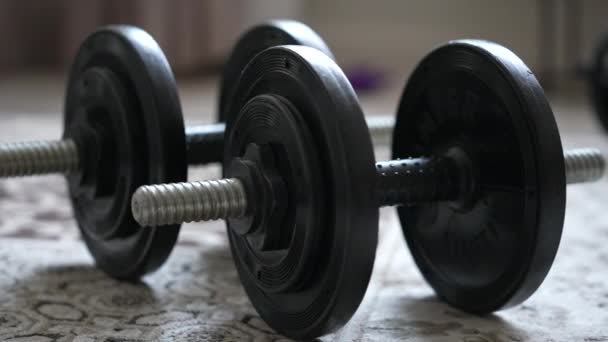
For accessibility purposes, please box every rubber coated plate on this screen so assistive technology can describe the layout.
[64,26,187,279]
[393,40,566,313]
[589,33,608,131]
[224,46,377,339]
[218,20,334,122]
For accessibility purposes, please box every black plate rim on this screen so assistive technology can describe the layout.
[224,45,378,339]
[218,19,334,123]
[64,25,187,279]
[393,39,566,312]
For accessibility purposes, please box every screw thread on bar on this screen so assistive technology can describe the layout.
[131,178,248,227]
[0,139,79,177]
[564,148,605,184]
[376,156,463,207]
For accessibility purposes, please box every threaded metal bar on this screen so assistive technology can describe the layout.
[565,148,605,184]
[131,146,604,227]
[131,178,248,227]
[0,139,79,177]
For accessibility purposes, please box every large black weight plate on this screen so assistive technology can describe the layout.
[64,26,187,279]
[393,40,566,313]
[224,46,377,339]
[589,33,608,131]
[218,20,334,123]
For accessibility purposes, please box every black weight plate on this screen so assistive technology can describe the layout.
[393,40,566,313]
[218,20,334,123]
[224,46,377,339]
[589,33,608,131]
[64,26,187,279]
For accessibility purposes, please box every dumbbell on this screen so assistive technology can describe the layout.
[131,41,604,339]
[0,22,392,280]
[588,32,608,131]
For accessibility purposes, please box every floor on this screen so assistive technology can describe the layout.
[0,74,607,341]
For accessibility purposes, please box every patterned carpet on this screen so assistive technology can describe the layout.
[0,77,607,341]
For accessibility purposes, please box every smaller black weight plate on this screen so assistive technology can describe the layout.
[589,33,608,131]
[224,46,377,339]
[218,20,334,123]
[393,40,566,313]
[64,26,187,279]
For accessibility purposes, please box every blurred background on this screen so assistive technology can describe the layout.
[0,0,606,116]
[2,3,608,341]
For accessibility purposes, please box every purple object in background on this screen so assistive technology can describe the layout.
[345,65,386,93]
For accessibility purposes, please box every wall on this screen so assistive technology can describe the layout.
[0,0,304,73]
[1,0,606,81]
[305,0,608,86]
